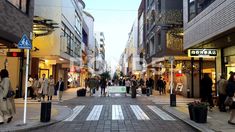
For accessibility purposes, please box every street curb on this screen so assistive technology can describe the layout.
[1,105,73,132]
[162,105,215,132]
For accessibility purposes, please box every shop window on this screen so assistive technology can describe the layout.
[7,0,29,14]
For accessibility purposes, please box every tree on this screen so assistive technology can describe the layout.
[100,71,111,80]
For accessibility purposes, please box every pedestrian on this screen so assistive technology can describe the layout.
[149,77,154,95]
[227,73,235,125]
[218,75,228,112]
[48,75,55,101]
[100,78,107,96]
[0,69,15,124]
[32,75,40,100]
[146,78,154,95]
[163,78,166,94]
[88,77,98,96]
[27,75,34,99]
[201,73,214,110]
[56,78,64,102]
[125,79,131,94]
[131,75,138,98]
[38,74,48,102]
[157,77,164,95]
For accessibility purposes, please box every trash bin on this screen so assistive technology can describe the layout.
[131,87,136,98]
[40,102,52,122]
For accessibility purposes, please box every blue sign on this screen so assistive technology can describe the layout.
[18,34,32,49]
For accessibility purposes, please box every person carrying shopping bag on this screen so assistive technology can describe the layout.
[0,69,16,124]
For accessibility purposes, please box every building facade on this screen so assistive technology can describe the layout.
[0,0,34,97]
[143,0,188,95]
[184,0,235,97]
[33,0,85,88]
[95,32,106,74]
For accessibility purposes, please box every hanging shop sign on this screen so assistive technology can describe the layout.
[188,49,217,57]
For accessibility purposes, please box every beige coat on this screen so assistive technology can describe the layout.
[0,78,16,119]
[48,79,55,96]
[39,78,48,95]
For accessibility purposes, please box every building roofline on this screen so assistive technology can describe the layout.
[83,11,95,21]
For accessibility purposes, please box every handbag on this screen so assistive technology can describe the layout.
[7,90,15,98]
[224,96,233,106]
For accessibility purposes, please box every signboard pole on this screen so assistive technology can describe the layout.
[23,49,30,124]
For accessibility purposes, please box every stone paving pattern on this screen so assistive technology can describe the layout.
[31,97,197,132]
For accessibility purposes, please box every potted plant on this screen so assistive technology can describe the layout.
[188,101,208,123]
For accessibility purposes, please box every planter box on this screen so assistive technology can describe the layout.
[188,105,194,120]
[188,105,208,123]
[194,106,208,123]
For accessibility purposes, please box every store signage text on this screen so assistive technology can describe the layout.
[188,49,217,57]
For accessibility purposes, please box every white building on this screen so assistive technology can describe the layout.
[125,20,142,77]
[33,0,85,87]
[83,11,96,74]
[95,32,106,74]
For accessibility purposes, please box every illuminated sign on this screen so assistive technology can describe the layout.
[7,52,24,57]
[188,49,217,57]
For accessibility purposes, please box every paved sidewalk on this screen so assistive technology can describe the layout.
[146,93,235,132]
[0,88,78,132]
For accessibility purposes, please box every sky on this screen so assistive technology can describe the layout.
[83,0,141,73]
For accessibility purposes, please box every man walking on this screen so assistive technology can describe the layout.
[56,78,64,102]
[218,75,228,112]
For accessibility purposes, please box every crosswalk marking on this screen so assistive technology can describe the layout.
[64,105,85,121]
[130,105,150,120]
[147,105,175,121]
[86,105,103,121]
[112,105,124,120]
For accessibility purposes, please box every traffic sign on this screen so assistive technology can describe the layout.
[18,34,32,49]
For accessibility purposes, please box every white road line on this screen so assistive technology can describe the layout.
[64,105,85,121]
[130,105,150,120]
[147,105,175,121]
[112,105,124,120]
[86,105,103,121]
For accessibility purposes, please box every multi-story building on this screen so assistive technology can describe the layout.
[143,0,186,93]
[0,0,34,97]
[138,0,147,78]
[95,32,106,74]
[83,11,96,75]
[33,0,85,88]
[183,0,235,97]
[124,21,142,78]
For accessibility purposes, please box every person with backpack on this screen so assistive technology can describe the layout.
[100,78,107,96]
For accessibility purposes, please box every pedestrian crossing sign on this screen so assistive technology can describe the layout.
[18,34,32,49]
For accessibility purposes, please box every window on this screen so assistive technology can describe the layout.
[75,12,82,35]
[7,0,29,13]
[188,0,215,21]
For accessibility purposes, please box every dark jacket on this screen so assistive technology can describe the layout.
[157,79,164,88]
[201,77,213,97]
[227,81,235,97]
[100,79,107,88]
[56,81,64,91]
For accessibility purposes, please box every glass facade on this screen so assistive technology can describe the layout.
[188,0,215,21]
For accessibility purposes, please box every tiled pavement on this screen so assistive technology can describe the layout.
[31,97,197,132]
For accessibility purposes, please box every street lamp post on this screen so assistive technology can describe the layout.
[169,56,176,107]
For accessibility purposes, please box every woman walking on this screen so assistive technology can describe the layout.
[227,73,235,125]
[48,75,55,101]
[0,69,15,124]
